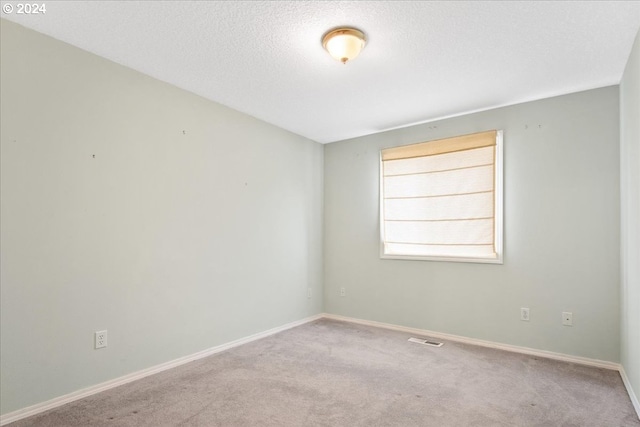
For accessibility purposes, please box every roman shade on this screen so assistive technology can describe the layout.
[380,130,502,262]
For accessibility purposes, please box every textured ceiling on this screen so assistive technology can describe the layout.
[3,1,640,143]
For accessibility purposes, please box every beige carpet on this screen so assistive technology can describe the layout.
[8,319,640,426]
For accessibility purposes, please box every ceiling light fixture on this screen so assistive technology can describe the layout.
[322,28,366,64]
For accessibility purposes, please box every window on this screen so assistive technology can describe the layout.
[380,130,503,263]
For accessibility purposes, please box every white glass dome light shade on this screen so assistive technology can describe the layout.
[322,28,366,64]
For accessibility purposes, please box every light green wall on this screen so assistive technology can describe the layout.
[0,19,323,415]
[621,28,640,407]
[324,87,621,362]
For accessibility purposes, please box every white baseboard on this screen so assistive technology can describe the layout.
[0,314,322,426]
[322,313,621,370]
[2,312,633,425]
[620,366,640,419]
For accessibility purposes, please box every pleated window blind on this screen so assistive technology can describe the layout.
[380,130,503,263]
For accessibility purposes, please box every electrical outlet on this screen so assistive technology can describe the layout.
[562,312,573,326]
[95,330,107,349]
[520,308,530,321]
[340,287,346,297]
[307,287,312,299]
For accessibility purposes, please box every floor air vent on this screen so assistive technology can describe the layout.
[408,337,443,347]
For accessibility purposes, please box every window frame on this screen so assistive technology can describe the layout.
[379,130,503,264]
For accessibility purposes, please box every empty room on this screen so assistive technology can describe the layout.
[1,1,639,426]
